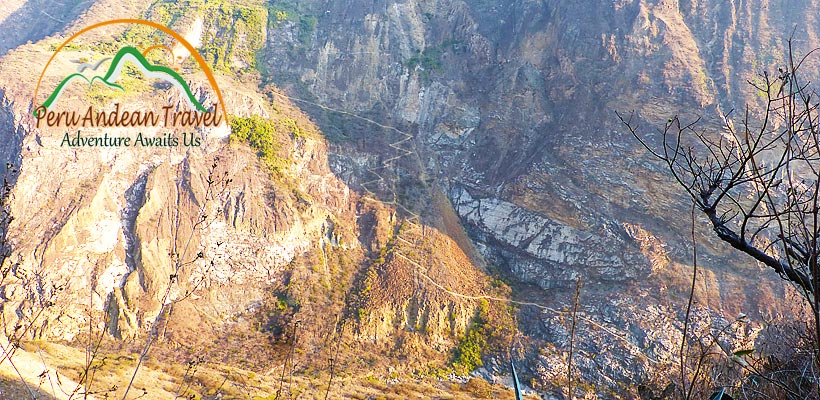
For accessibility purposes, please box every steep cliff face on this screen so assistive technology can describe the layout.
[0,2,360,345]
[263,0,820,199]
[0,90,23,176]
[262,0,820,205]
[0,2,515,397]
[0,81,343,345]
[262,0,811,394]
[0,0,813,397]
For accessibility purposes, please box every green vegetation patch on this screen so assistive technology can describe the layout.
[268,1,318,46]
[229,114,291,173]
[452,299,490,374]
[115,0,267,73]
[405,40,462,83]
[452,298,516,375]
[199,1,267,72]
[406,47,443,72]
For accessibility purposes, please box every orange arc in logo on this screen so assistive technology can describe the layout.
[33,18,228,121]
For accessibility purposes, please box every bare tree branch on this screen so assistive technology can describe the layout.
[620,37,820,361]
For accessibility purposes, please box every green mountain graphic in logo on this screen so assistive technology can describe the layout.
[40,46,207,112]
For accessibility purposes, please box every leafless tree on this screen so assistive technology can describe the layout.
[618,39,820,358]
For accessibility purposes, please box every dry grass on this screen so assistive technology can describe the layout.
[1,338,540,399]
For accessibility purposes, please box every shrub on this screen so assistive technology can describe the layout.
[452,329,486,375]
[463,377,493,398]
[229,115,290,172]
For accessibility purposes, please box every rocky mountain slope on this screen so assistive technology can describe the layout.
[0,1,525,399]
[0,0,814,398]
[261,0,816,395]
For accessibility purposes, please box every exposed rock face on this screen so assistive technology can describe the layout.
[0,7,494,397]
[451,184,649,288]
[0,25,356,341]
[0,90,23,175]
[262,0,813,394]
[0,0,813,397]
[0,119,339,342]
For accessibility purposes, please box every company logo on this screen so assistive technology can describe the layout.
[32,19,227,148]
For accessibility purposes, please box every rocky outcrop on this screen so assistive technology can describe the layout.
[451,184,650,288]
[263,0,807,394]
[0,89,23,174]
[0,0,809,396]
[0,44,356,341]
